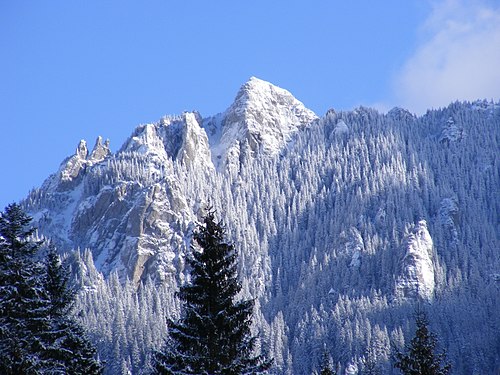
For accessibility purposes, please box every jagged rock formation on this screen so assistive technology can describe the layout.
[26,78,320,285]
[395,220,435,301]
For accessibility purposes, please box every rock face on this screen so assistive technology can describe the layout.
[205,77,318,170]
[25,78,316,284]
[178,112,213,170]
[90,136,111,162]
[59,137,111,185]
[60,140,88,183]
[395,220,435,301]
[224,77,317,153]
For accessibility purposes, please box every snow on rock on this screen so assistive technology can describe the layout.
[60,140,88,183]
[121,123,169,160]
[439,117,465,144]
[71,174,192,283]
[340,228,364,269]
[27,112,212,283]
[439,197,460,247]
[395,220,435,301]
[59,137,111,190]
[345,362,359,375]
[121,112,214,171]
[89,136,111,162]
[334,119,349,135]
[27,109,216,284]
[177,112,214,171]
[387,107,416,122]
[439,198,459,227]
[206,77,317,170]
[349,250,361,268]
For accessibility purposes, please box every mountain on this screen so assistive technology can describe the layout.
[22,79,500,374]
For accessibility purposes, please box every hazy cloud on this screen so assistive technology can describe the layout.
[393,0,500,114]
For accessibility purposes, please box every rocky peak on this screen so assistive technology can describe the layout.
[387,107,415,122]
[59,140,88,183]
[76,139,89,159]
[89,136,111,162]
[120,112,213,171]
[59,137,111,186]
[207,77,317,170]
[177,112,213,170]
[227,77,317,151]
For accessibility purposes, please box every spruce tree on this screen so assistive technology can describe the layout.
[152,210,272,374]
[0,203,53,374]
[318,349,336,375]
[43,247,104,374]
[0,204,103,374]
[393,310,451,375]
[360,349,381,375]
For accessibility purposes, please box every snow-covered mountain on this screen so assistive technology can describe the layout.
[23,79,499,374]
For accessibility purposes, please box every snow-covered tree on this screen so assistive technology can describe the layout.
[393,310,451,375]
[152,210,272,374]
[43,246,104,374]
[0,204,103,374]
[318,349,336,375]
[0,203,55,374]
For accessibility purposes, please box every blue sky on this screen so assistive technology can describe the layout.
[1,0,499,208]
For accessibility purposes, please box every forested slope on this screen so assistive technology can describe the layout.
[23,79,499,374]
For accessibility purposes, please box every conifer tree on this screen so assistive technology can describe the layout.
[318,349,336,375]
[360,350,381,375]
[43,246,104,374]
[0,203,53,374]
[152,210,272,374]
[393,310,451,375]
[0,204,103,374]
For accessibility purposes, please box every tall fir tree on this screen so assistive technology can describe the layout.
[393,310,451,375]
[318,349,336,375]
[0,204,103,374]
[152,210,272,374]
[360,347,381,375]
[43,246,104,374]
[0,203,53,374]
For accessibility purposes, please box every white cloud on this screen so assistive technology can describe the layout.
[393,0,500,114]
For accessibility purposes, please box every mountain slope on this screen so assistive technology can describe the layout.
[22,82,500,374]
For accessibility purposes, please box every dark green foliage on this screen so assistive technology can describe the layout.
[0,203,103,374]
[0,203,53,374]
[44,247,74,317]
[152,210,272,374]
[394,310,451,375]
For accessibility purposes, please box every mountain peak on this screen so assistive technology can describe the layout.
[231,77,318,147]
[206,77,317,170]
[234,76,306,109]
